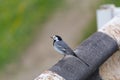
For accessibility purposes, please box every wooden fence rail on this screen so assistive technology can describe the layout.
[34,15,120,80]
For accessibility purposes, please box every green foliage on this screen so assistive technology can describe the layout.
[0,0,63,68]
[100,0,120,6]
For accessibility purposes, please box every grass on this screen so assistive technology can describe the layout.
[100,0,120,6]
[0,0,63,69]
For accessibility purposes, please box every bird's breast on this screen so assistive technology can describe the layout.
[53,46,65,55]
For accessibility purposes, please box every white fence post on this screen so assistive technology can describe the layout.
[96,4,120,30]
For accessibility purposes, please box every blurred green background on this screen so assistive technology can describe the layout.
[0,0,63,69]
[0,0,120,80]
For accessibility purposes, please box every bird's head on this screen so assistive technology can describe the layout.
[51,35,62,41]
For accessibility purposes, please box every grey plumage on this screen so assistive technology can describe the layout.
[51,35,89,66]
[53,40,75,56]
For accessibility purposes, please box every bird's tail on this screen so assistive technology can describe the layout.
[73,53,89,67]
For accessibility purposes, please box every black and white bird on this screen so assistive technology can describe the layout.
[51,35,89,66]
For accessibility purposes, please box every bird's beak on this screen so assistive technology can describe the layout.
[50,36,53,39]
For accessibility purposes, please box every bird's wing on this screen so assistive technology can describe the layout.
[57,44,66,51]
[55,41,74,55]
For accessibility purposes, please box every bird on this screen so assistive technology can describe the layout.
[51,35,89,66]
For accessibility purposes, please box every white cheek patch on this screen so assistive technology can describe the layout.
[55,37,58,41]
[53,36,59,41]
